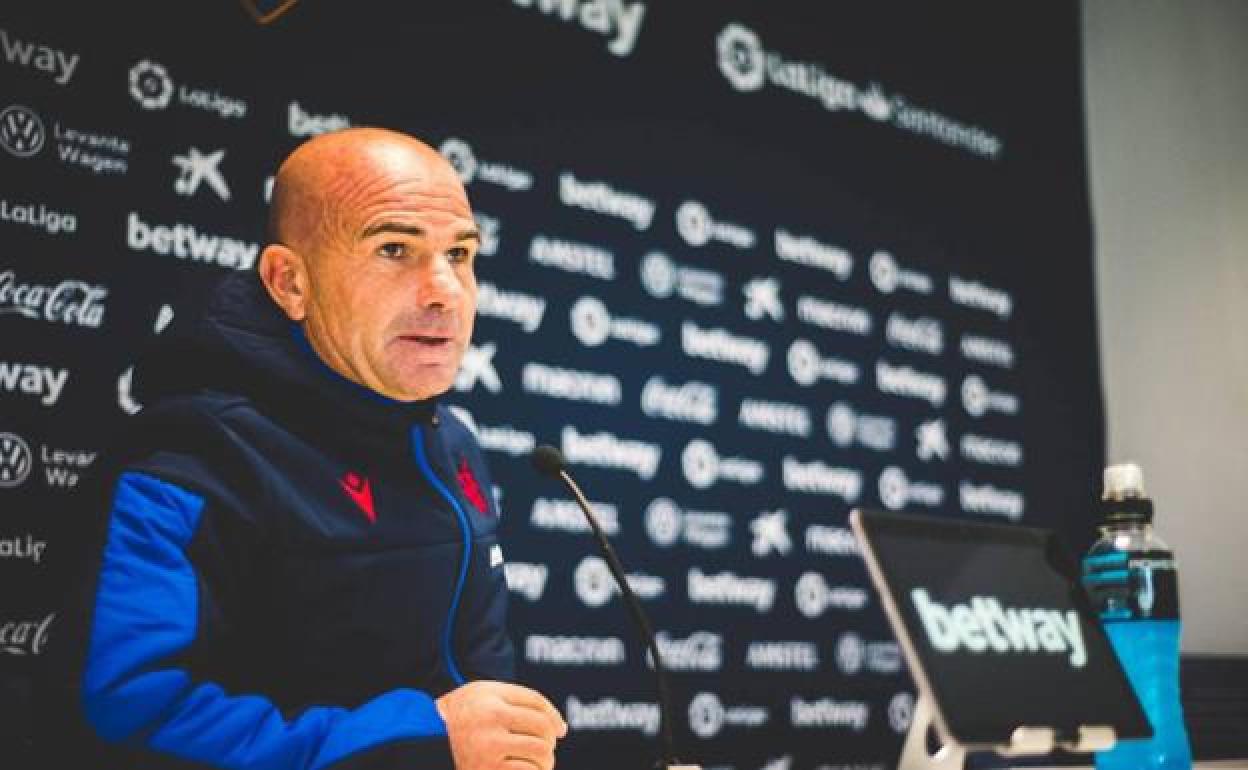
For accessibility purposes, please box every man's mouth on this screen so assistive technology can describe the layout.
[398,334,452,348]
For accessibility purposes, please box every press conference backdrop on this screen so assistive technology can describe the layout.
[0,2,1102,768]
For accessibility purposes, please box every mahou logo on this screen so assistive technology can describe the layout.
[0,270,107,328]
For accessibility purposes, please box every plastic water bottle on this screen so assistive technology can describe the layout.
[1081,462,1192,770]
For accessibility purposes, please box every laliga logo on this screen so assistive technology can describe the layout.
[570,296,610,347]
[676,200,712,246]
[682,439,719,489]
[675,200,754,249]
[0,432,33,488]
[439,137,477,184]
[869,250,900,294]
[795,572,868,618]
[574,555,615,608]
[888,692,915,734]
[962,375,1020,418]
[438,137,531,191]
[476,212,501,257]
[717,23,765,92]
[129,60,173,110]
[878,466,944,510]
[879,471,907,510]
[787,338,859,387]
[681,439,762,490]
[688,692,767,739]
[574,555,663,607]
[0,105,45,157]
[688,693,726,739]
[569,296,659,349]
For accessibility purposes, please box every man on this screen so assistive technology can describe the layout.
[77,127,567,769]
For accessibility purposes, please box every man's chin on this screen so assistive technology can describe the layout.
[381,369,456,403]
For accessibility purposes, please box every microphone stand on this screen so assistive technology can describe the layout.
[554,467,700,770]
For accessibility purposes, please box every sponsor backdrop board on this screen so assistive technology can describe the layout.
[0,2,1101,768]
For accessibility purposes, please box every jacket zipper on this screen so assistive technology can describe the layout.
[410,423,471,686]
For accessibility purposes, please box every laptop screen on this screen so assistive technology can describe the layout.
[851,508,1151,747]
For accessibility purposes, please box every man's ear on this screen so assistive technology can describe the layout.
[258,243,310,321]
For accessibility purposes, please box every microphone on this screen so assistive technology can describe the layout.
[530,445,699,770]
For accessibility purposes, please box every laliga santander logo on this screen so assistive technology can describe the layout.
[129,60,173,110]
[717,23,766,92]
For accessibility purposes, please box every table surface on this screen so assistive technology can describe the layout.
[1013,758,1248,763]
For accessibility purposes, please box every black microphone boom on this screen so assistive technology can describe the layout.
[529,445,697,770]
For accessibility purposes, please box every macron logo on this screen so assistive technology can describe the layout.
[911,589,1086,667]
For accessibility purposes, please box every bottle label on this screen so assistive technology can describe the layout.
[1081,549,1179,621]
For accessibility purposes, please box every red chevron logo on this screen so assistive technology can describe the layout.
[340,471,376,524]
[457,456,490,515]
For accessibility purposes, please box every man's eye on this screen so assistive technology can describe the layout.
[378,242,406,260]
[447,246,474,264]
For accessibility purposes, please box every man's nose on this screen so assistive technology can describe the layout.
[413,254,460,308]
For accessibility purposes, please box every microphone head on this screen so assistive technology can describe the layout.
[531,444,566,478]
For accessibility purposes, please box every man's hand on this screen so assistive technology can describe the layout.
[436,680,568,770]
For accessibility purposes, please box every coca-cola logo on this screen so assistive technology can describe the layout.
[1,612,54,655]
[0,270,108,328]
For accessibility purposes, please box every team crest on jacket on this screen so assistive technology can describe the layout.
[457,456,491,515]
[340,471,376,523]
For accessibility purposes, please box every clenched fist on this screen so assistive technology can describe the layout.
[436,680,568,770]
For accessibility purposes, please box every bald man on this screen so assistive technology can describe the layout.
[78,128,566,770]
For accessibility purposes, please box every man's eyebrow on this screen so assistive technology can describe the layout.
[360,222,426,239]
[357,223,480,243]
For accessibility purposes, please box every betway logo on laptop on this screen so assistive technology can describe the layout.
[911,589,1087,668]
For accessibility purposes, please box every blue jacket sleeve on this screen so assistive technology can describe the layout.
[82,472,454,770]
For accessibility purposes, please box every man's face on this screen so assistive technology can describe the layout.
[299,150,479,402]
